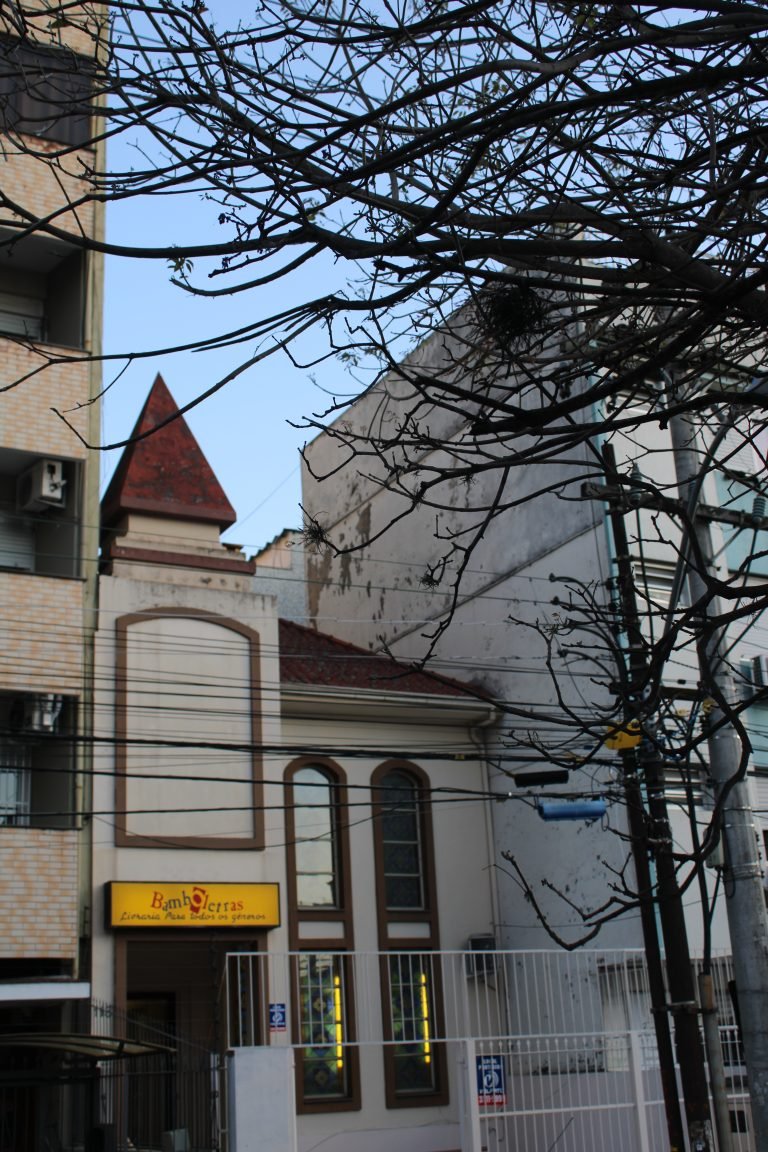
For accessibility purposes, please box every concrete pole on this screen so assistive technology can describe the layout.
[669,410,768,1149]
[699,972,734,1152]
[604,443,689,1152]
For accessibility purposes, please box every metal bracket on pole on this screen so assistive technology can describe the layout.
[581,482,768,529]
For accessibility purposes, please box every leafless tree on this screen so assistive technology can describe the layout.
[3,0,766,633]
[1,0,766,405]
[3,3,768,1144]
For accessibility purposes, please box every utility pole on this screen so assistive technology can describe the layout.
[669,409,768,1151]
[603,444,710,1152]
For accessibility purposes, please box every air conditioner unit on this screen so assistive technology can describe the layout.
[17,459,66,512]
[465,934,497,980]
[22,695,63,733]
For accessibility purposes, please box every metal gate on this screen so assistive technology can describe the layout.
[93,1001,224,1152]
[459,1027,754,1152]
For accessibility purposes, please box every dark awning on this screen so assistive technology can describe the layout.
[0,1033,174,1059]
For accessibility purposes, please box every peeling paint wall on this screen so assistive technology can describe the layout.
[300,335,737,955]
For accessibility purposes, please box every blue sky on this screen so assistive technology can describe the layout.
[100,183,355,555]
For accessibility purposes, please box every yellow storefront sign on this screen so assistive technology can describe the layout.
[106,882,280,929]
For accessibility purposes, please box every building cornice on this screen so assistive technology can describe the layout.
[280,682,497,726]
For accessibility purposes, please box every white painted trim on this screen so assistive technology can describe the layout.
[281,684,497,725]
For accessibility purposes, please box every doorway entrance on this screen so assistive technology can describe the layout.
[114,934,266,1151]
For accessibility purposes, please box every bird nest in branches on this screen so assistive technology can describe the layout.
[471,283,545,353]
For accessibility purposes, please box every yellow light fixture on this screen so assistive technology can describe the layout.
[333,974,344,1070]
[419,972,431,1064]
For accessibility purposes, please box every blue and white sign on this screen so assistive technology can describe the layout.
[269,1002,287,1033]
[476,1054,506,1106]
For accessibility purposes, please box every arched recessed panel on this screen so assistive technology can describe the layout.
[115,611,261,848]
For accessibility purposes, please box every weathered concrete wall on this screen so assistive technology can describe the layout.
[301,340,742,953]
[301,344,628,948]
[253,529,308,621]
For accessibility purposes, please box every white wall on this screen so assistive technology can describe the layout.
[91,572,289,1004]
[301,358,755,957]
[302,394,642,949]
[91,560,499,1151]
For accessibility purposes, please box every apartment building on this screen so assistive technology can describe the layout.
[0,7,105,1145]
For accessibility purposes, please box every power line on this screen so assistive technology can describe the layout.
[2,728,624,767]
[36,788,623,822]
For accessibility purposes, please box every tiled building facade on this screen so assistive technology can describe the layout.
[0,0,105,1105]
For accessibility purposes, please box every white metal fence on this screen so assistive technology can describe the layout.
[225,948,754,1152]
[461,1031,668,1152]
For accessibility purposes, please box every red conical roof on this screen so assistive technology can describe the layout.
[101,374,237,530]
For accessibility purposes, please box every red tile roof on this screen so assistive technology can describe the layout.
[278,618,480,698]
[101,374,237,530]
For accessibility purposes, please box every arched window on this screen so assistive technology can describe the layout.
[285,760,358,1112]
[292,765,339,908]
[372,763,446,1108]
[379,769,425,911]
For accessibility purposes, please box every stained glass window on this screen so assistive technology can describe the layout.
[380,770,424,910]
[298,953,349,1100]
[388,954,438,1095]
